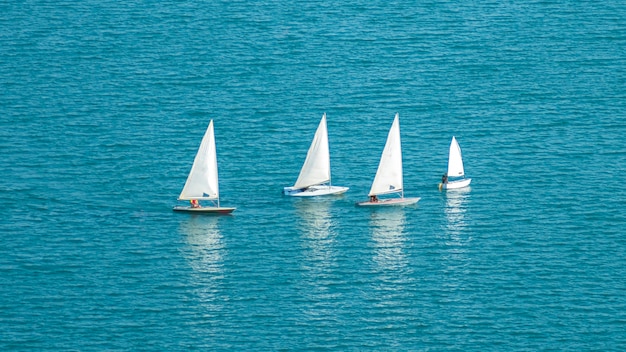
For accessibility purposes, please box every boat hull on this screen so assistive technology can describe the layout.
[173,206,235,214]
[356,197,420,207]
[440,178,472,190]
[283,185,349,197]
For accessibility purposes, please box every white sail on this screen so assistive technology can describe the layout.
[447,136,465,178]
[369,113,404,196]
[293,113,331,189]
[178,120,219,201]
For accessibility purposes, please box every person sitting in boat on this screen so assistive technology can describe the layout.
[369,195,378,202]
[190,199,200,208]
[441,173,448,184]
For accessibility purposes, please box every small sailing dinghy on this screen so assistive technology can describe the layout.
[439,136,471,190]
[357,113,420,207]
[173,120,235,214]
[283,113,349,197]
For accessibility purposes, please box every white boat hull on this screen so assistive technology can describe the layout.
[356,197,420,207]
[440,178,472,190]
[173,206,235,214]
[284,185,349,197]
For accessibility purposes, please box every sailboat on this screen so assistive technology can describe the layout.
[173,120,236,214]
[439,136,471,190]
[283,113,349,197]
[357,113,420,207]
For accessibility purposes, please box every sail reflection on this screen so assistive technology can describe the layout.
[179,216,227,313]
[441,187,472,285]
[295,199,342,322]
[181,216,225,275]
[295,199,335,270]
[444,187,471,238]
[370,209,408,271]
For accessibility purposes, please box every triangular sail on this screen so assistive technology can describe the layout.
[178,120,219,201]
[447,136,465,178]
[369,113,404,196]
[293,113,331,189]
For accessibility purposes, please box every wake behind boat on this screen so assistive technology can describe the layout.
[284,113,349,197]
[173,120,235,214]
[357,113,420,207]
[439,136,471,190]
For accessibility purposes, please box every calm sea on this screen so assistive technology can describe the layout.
[1,1,625,350]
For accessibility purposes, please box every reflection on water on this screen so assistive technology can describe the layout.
[368,208,415,340]
[441,187,472,285]
[181,216,225,274]
[179,216,226,313]
[295,199,340,319]
[295,199,335,271]
[370,209,408,271]
[444,187,471,238]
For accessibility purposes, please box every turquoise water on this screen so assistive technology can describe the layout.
[2,1,626,350]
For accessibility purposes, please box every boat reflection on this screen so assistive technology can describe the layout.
[441,187,472,285]
[295,198,336,270]
[181,216,225,274]
[294,199,342,322]
[370,208,408,272]
[179,216,226,312]
[444,186,471,238]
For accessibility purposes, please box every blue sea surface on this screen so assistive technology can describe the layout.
[1,1,626,350]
